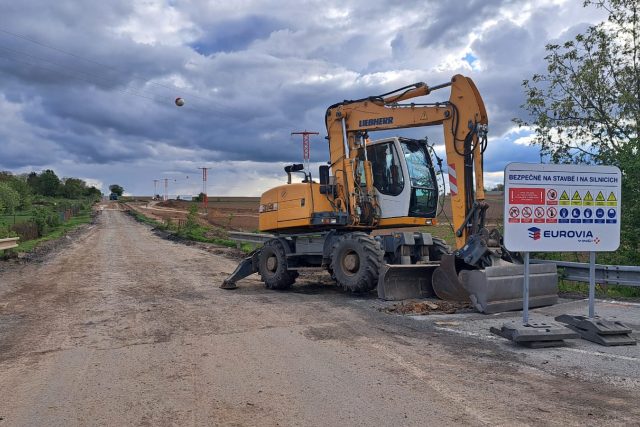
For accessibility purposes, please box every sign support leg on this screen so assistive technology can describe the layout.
[556,250,636,345]
[491,250,578,347]
[588,251,596,319]
[523,251,530,325]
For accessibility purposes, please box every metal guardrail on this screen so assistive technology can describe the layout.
[227,231,274,249]
[533,259,640,287]
[0,237,20,251]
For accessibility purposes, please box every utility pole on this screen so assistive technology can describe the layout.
[163,178,169,201]
[197,167,211,212]
[291,130,319,172]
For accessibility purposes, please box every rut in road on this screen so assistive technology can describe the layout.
[0,209,638,426]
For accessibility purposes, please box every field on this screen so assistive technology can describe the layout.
[126,192,504,248]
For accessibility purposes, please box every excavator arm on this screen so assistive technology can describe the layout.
[325,75,557,312]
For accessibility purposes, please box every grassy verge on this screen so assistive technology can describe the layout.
[557,281,640,299]
[16,212,93,252]
[127,209,254,252]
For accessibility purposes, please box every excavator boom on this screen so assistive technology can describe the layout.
[324,74,557,311]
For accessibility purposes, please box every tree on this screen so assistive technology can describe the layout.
[61,177,86,199]
[517,0,639,263]
[84,186,102,201]
[0,172,32,210]
[0,182,20,215]
[37,170,61,197]
[109,184,124,196]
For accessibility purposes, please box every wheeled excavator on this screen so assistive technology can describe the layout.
[221,75,558,313]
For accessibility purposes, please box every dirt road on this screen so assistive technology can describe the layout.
[1,209,638,426]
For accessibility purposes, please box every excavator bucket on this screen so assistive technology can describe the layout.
[460,264,558,314]
[432,254,558,314]
[377,264,438,300]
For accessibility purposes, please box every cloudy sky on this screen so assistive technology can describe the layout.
[0,0,607,196]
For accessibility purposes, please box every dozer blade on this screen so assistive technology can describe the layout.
[432,254,559,314]
[377,263,438,301]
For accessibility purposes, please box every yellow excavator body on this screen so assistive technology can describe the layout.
[259,183,334,232]
[222,75,558,314]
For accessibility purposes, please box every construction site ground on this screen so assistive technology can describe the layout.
[0,205,638,425]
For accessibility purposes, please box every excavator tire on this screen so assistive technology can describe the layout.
[330,232,384,293]
[429,236,451,261]
[258,239,298,290]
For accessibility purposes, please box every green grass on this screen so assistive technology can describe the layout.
[0,212,33,228]
[558,280,640,299]
[15,212,92,252]
[128,210,164,228]
[127,209,253,252]
[423,224,456,246]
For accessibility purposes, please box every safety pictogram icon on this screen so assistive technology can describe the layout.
[583,191,594,206]
[547,207,557,218]
[547,189,557,200]
[534,207,545,218]
[522,207,532,218]
[571,191,582,205]
[509,207,520,218]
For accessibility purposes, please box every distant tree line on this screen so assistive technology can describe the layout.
[0,169,102,216]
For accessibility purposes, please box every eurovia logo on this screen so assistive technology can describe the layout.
[528,227,541,240]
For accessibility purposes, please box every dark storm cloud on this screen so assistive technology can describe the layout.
[190,15,285,55]
[0,0,608,195]
[419,0,509,48]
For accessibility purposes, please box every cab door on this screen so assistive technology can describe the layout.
[365,138,411,218]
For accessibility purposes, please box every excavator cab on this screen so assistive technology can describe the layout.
[358,137,438,221]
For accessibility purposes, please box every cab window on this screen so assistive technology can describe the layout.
[365,142,404,196]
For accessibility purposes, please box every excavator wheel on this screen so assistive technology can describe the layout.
[258,239,298,290]
[330,232,384,293]
[429,236,451,261]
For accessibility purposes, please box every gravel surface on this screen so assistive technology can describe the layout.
[0,208,638,426]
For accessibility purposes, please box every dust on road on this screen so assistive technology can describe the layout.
[0,210,638,426]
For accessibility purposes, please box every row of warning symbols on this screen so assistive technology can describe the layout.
[509,187,617,206]
[508,206,618,224]
[553,189,617,207]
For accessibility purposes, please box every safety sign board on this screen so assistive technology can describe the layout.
[503,163,621,252]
